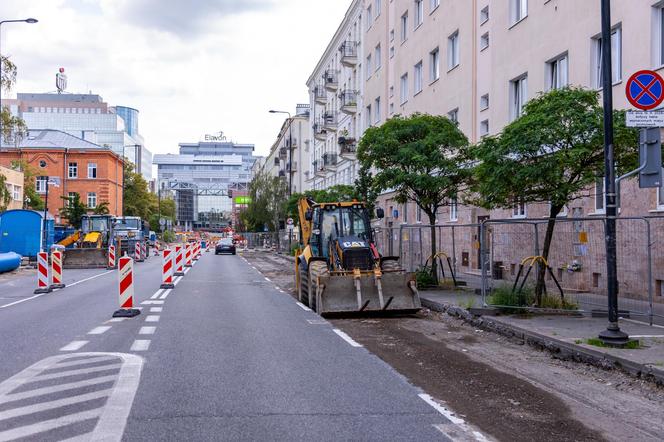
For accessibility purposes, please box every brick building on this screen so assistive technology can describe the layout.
[0,130,124,222]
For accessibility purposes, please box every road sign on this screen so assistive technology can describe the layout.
[287,218,294,225]
[626,110,664,127]
[626,70,664,111]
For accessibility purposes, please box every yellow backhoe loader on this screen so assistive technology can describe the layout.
[295,198,421,316]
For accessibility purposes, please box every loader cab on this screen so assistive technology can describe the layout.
[310,203,373,259]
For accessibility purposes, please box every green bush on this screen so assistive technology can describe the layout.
[162,230,176,243]
[489,283,578,312]
[416,266,437,288]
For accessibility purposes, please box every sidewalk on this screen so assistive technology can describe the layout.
[422,289,664,386]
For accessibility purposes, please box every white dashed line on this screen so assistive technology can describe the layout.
[332,329,363,348]
[173,276,182,286]
[145,315,160,323]
[420,394,489,441]
[107,318,126,323]
[296,302,312,312]
[138,326,156,335]
[88,326,112,335]
[264,277,271,282]
[159,290,171,300]
[150,289,164,299]
[59,341,88,351]
[183,268,190,275]
[130,340,151,351]
[141,300,164,305]
[150,307,163,313]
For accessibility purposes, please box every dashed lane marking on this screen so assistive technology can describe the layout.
[150,289,164,299]
[60,341,89,352]
[88,326,112,335]
[130,340,150,351]
[159,290,171,300]
[183,268,190,275]
[173,276,183,286]
[138,327,156,335]
[149,307,163,313]
[296,302,312,312]
[145,315,159,323]
[141,300,164,305]
[107,318,126,323]
[0,352,143,441]
[332,329,363,348]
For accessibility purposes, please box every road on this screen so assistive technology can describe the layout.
[0,249,472,441]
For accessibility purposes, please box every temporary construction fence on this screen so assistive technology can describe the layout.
[373,217,664,325]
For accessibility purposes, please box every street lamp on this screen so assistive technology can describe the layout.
[0,18,38,134]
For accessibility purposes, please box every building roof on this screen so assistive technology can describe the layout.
[152,154,244,166]
[16,93,104,104]
[0,129,113,151]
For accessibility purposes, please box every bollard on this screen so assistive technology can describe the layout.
[134,242,141,262]
[108,245,116,270]
[160,249,175,289]
[184,243,193,267]
[113,256,140,318]
[174,244,185,276]
[50,251,66,289]
[34,252,52,294]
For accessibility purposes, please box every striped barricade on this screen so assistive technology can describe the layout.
[50,251,65,289]
[174,245,185,276]
[184,243,193,267]
[108,245,116,270]
[34,252,52,294]
[160,249,175,289]
[112,256,140,318]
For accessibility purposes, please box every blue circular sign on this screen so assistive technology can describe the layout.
[626,70,664,111]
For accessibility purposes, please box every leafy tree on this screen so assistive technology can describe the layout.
[285,184,359,222]
[243,171,288,232]
[10,160,43,210]
[92,202,110,215]
[123,162,157,221]
[0,173,11,211]
[470,87,638,304]
[358,113,471,283]
[1,55,27,145]
[59,193,88,228]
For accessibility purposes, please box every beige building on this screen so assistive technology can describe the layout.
[0,165,24,211]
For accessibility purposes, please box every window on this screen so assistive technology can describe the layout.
[512,198,526,218]
[389,85,394,97]
[430,47,440,81]
[375,44,382,71]
[366,54,372,78]
[657,4,664,66]
[480,93,489,110]
[366,5,373,29]
[87,192,97,209]
[548,53,569,90]
[510,75,528,120]
[511,0,528,25]
[390,29,395,42]
[450,197,458,221]
[390,46,395,58]
[365,105,372,128]
[375,0,381,17]
[401,12,408,42]
[389,102,395,114]
[68,162,78,179]
[374,97,381,124]
[448,108,458,124]
[414,0,424,27]
[36,176,47,194]
[480,32,489,50]
[480,120,489,137]
[87,162,97,179]
[400,73,409,104]
[430,0,440,11]
[595,178,605,213]
[414,61,423,94]
[480,5,489,23]
[593,26,622,88]
[448,31,460,69]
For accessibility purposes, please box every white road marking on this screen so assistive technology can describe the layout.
[50,355,117,368]
[296,302,312,312]
[2,374,118,402]
[130,340,151,351]
[621,318,664,329]
[628,335,664,338]
[150,307,163,313]
[421,394,490,441]
[264,277,271,282]
[59,341,89,351]
[141,300,164,305]
[67,270,114,288]
[332,329,363,348]
[88,326,112,335]
[150,289,164,299]
[159,289,171,299]
[0,293,51,309]
[173,276,183,286]
[145,315,160,322]
[139,326,156,335]
[0,409,101,441]
[183,267,190,274]
[0,389,110,421]
[107,318,126,323]
[33,363,122,381]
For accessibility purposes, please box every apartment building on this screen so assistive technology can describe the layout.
[306,0,364,191]
[0,165,24,211]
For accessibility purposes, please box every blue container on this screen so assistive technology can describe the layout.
[0,252,21,273]
[0,210,54,258]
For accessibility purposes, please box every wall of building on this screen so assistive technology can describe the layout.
[0,165,24,211]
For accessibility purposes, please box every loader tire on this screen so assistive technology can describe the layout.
[381,259,401,272]
[308,261,329,313]
[298,263,309,305]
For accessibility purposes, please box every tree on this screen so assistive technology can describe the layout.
[357,113,472,284]
[10,160,43,210]
[0,173,11,211]
[59,193,88,228]
[470,87,638,304]
[243,171,288,232]
[123,162,157,221]
[92,202,110,215]
[285,184,359,222]
[1,55,27,145]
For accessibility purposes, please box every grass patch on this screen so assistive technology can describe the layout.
[488,284,578,312]
[415,266,438,288]
[585,338,642,349]
[461,297,476,310]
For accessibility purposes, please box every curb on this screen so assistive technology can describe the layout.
[421,297,664,387]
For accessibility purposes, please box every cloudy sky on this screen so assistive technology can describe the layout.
[0,0,350,157]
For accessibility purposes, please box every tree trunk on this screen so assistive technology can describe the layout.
[429,212,438,286]
[535,204,562,306]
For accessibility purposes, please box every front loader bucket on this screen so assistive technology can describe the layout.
[316,271,421,316]
[63,249,108,269]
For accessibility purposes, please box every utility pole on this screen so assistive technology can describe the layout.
[598,0,629,345]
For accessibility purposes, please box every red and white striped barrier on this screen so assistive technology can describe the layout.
[184,243,193,267]
[134,242,141,262]
[174,244,184,276]
[193,242,200,261]
[50,251,65,289]
[34,251,52,294]
[108,245,116,269]
[113,256,140,318]
[160,249,175,289]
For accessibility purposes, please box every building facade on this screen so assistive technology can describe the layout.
[0,165,24,211]
[0,130,124,221]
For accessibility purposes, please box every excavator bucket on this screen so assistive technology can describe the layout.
[315,270,421,316]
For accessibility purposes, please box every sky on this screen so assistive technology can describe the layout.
[0,0,350,157]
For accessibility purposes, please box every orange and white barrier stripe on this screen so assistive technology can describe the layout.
[174,245,184,276]
[160,249,175,289]
[50,251,65,289]
[113,256,141,318]
[184,243,193,267]
[34,252,52,294]
[108,245,116,269]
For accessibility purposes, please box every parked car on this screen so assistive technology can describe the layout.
[215,238,236,255]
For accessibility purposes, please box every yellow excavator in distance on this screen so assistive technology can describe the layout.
[295,197,421,316]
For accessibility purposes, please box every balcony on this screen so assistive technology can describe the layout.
[314,86,327,105]
[338,137,357,157]
[313,123,327,141]
[339,41,358,67]
[286,161,297,173]
[273,156,280,165]
[279,147,287,159]
[339,90,357,114]
[322,111,338,131]
[285,138,298,148]
[323,152,338,171]
[313,160,326,177]
[324,69,338,92]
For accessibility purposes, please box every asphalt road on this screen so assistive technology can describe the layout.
[0,250,469,441]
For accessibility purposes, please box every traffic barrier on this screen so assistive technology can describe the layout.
[108,245,116,269]
[134,242,141,262]
[50,250,65,289]
[174,244,185,276]
[185,243,193,267]
[34,252,52,294]
[193,242,200,261]
[113,256,140,318]
[160,249,175,289]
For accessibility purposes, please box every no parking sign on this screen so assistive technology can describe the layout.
[626,70,664,111]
